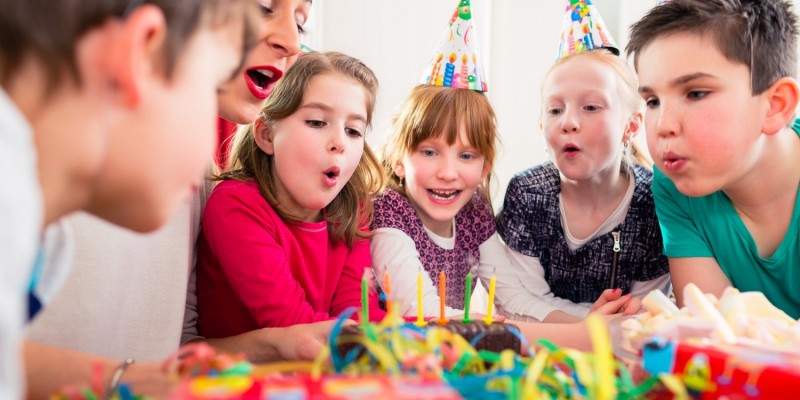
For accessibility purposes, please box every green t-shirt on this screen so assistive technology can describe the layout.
[652,123,800,318]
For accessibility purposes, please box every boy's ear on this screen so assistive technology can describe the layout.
[254,117,276,155]
[762,77,799,135]
[107,5,167,107]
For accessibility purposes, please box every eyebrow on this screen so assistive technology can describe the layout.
[300,102,367,123]
[639,72,717,94]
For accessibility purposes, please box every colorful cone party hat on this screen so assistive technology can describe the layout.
[300,43,314,54]
[419,0,488,92]
[557,0,619,59]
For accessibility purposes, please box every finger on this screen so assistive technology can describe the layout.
[591,289,623,311]
[602,288,623,301]
[622,297,644,316]
[593,294,631,315]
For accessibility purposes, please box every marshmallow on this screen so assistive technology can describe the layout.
[642,290,680,317]
[683,284,737,344]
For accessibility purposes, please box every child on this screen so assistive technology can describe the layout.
[371,0,499,320]
[1,0,259,397]
[626,0,800,317]
[26,0,334,369]
[495,1,669,324]
[372,84,500,318]
[196,51,386,337]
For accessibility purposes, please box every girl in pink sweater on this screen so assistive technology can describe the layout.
[197,52,386,337]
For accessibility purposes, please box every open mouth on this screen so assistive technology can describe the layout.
[428,189,460,200]
[244,67,282,99]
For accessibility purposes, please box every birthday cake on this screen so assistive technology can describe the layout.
[434,320,522,353]
[337,320,521,358]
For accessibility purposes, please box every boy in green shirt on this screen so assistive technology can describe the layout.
[627,0,800,318]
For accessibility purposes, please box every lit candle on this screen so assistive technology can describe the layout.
[438,270,448,325]
[415,268,426,327]
[361,269,369,327]
[383,271,392,316]
[483,273,496,324]
[462,271,472,324]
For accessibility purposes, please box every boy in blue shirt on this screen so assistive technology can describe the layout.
[626,0,800,317]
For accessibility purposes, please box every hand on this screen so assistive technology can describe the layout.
[123,362,178,398]
[275,320,343,361]
[590,289,643,316]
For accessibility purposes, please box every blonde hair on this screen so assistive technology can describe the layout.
[381,85,499,206]
[223,52,385,247]
[542,50,652,169]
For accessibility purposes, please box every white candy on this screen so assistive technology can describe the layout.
[642,290,680,317]
[682,284,737,344]
[622,283,800,354]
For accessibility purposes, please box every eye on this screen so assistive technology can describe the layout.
[297,23,306,35]
[346,127,363,138]
[547,108,563,116]
[687,90,709,101]
[306,120,325,128]
[584,104,601,112]
[259,5,272,15]
[645,97,660,109]
[421,149,436,157]
[460,153,475,161]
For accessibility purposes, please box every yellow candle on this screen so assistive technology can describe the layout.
[483,274,496,324]
[415,269,426,327]
[438,271,448,325]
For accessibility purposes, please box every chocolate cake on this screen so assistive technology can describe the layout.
[336,320,521,359]
[437,320,521,354]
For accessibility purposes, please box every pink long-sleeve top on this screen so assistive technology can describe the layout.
[196,179,384,338]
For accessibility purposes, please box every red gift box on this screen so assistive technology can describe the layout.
[642,339,800,399]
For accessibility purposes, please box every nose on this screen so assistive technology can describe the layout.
[263,9,302,60]
[437,156,458,181]
[654,103,679,138]
[560,108,579,134]
[328,130,346,154]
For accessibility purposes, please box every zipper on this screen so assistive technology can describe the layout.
[609,231,620,289]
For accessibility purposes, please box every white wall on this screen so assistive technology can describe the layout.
[303,0,800,209]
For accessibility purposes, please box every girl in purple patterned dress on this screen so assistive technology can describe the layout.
[372,85,500,320]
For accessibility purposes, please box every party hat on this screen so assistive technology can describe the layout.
[419,0,487,92]
[300,43,314,54]
[556,0,618,59]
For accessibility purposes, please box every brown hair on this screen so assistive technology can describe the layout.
[626,0,798,95]
[0,0,260,91]
[224,51,384,247]
[542,50,652,169]
[381,85,499,205]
